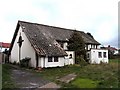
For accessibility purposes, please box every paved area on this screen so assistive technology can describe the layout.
[57,73,77,83]
[39,82,60,88]
[10,65,60,89]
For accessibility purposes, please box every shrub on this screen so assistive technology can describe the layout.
[20,57,31,68]
[12,61,17,65]
[76,56,88,67]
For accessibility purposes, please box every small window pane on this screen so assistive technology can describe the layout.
[54,57,58,62]
[48,57,52,62]
[103,52,107,58]
[87,53,90,58]
[69,54,72,59]
[98,52,102,58]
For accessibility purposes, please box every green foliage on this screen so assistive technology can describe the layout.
[67,31,86,64]
[87,32,94,39]
[76,56,88,67]
[108,49,114,59]
[109,58,120,63]
[2,59,119,88]
[13,61,17,65]
[33,59,119,88]
[72,78,98,88]
[20,57,31,68]
[2,64,16,88]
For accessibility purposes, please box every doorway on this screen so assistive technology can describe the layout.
[36,53,38,68]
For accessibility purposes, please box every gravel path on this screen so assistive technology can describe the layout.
[10,65,60,89]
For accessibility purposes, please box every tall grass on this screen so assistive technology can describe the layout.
[34,59,119,88]
[2,64,15,88]
[2,59,119,88]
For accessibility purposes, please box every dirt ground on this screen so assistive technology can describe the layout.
[10,65,60,89]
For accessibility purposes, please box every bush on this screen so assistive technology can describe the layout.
[20,57,31,68]
[76,56,88,67]
[13,61,17,65]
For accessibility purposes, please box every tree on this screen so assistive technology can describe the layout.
[87,32,94,39]
[67,31,86,64]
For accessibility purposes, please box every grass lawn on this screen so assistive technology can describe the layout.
[2,64,16,89]
[33,58,119,88]
[72,78,99,88]
[109,58,120,63]
[2,58,120,88]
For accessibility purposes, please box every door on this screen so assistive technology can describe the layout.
[36,53,38,68]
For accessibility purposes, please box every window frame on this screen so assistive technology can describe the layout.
[103,52,107,58]
[54,56,58,62]
[98,52,102,58]
[48,56,52,62]
[87,53,90,59]
[69,54,72,59]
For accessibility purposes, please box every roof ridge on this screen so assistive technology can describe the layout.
[18,20,84,33]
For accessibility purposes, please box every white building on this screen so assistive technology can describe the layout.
[9,21,107,68]
[87,49,108,64]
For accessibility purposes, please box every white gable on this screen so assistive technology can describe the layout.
[10,26,36,67]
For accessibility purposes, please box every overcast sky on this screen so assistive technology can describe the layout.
[0,0,119,48]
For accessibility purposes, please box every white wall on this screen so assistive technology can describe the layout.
[114,50,118,55]
[65,51,75,65]
[38,51,75,68]
[90,49,108,64]
[88,44,91,50]
[63,42,68,50]
[38,57,45,68]
[43,57,65,68]
[10,27,36,67]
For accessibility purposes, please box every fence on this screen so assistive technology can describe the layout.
[0,53,7,64]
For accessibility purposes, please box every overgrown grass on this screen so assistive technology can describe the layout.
[33,59,119,88]
[2,64,16,89]
[74,63,119,88]
[109,58,120,63]
[33,65,80,82]
[2,59,119,88]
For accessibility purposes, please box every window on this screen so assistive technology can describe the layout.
[60,43,64,48]
[103,52,107,58]
[87,53,90,59]
[48,56,52,62]
[98,52,102,58]
[69,54,72,59]
[54,57,58,62]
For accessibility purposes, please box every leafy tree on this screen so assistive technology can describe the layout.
[87,32,94,38]
[3,49,8,54]
[67,31,86,64]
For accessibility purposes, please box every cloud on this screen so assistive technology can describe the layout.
[0,0,119,48]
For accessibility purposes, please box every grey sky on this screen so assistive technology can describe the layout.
[0,0,119,48]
